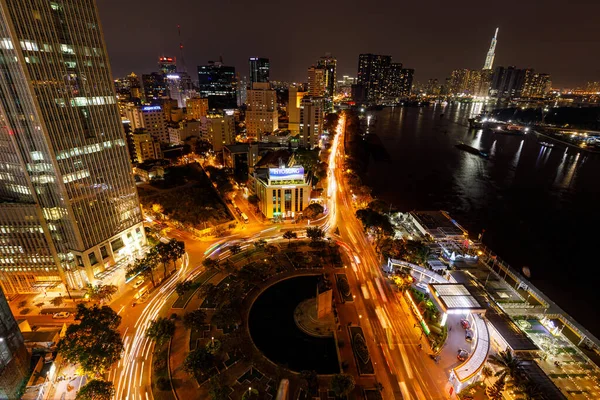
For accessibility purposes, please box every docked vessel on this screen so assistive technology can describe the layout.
[538,141,555,148]
[455,142,489,158]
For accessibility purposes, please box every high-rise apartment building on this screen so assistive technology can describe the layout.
[125,105,169,143]
[0,0,146,294]
[521,72,551,98]
[398,68,414,98]
[246,82,278,141]
[357,54,392,103]
[201,111,235,151]
[198,61,237,109]
[249,57,270,84]
[307,66,326,97]
[288,86,306,135]
[132,131,162,163]
[299,97,324,148]
[386,62,403,100]
[158,56,177,75]
[317,54,337,98]
[186,97,209,120]
[490,66,528,99]
[0,287,30,399]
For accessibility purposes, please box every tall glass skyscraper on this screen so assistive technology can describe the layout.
[0,0,146,295]
[248,57,269,85]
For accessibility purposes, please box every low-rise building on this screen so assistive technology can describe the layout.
[253,165,311,219]
[132,130,162,162]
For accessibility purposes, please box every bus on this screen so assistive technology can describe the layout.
[240,213,249,224]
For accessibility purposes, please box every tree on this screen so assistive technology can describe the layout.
[481,364,494,384]
[306,227,324,242]
[254,239,267,249]
[330,374,355,398]
[146,317,176,346]
[283,230,297,244]
[183,309,207,331]
[57,304,123,374]
[229,244,242,255]
[486,377,505,400]
[300,370,318,395]
[154,242,172,279]
[202,257,221,272]
[303,203,324,219]
[151,203,164,218]
[247,194,260,210]
[208,376,230,400]
[183,347,215,380]
[488,348,523,383]
[518,381,543,400]
[75,379,114,400]
[169,240,185,270]
[85,284,118,302]
[176,281,194,296]
[51,296,63,307]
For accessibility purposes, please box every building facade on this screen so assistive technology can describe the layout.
[249,57,270,84]
[254,167,311,219]
[201,111,235,152]
[0,0,146,294]
[246,82,278,141]
[299,96,324,148]
[132,131,162,162]
[317,54,337,98]
[0,287,30,400]
[357,54,392,103]
[158,56,177,75]
[142,72,168,102]
[307,66,326,97]
[125,105,169,143]
[185,97,209,120]
[197,61,237,109]
[287,86,305,135]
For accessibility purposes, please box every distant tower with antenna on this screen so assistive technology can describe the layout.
[177,24,187,73]
[483,27,499,70]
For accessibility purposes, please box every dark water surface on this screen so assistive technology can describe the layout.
[364,104,600,337]
[248,275,339,373]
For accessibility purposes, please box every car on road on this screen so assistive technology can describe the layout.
[460,319,471,329]
[457,348,469,361]
[133,279,144,289]
[52,311,70,319]
[465,329,473,342]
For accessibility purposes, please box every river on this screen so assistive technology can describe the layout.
[363,103,600,337]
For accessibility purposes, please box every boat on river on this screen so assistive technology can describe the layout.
[455,142,489,158]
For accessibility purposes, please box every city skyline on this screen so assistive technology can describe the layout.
[98,0,599,88]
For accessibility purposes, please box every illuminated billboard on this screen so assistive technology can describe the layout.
[269,167,304,182]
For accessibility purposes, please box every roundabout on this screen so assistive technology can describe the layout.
[248,275,340,374]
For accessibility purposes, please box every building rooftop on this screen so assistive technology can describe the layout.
[22,330,60,343]
[485,306,539,352]
[410,210,466,239]
[429,283,485,313]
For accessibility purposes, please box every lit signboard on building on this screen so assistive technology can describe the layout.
[269,167,304,182]
[142,106,162,112]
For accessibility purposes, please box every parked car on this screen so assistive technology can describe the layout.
[460,319,471,329]
[52,311,70,319]
[457,348,469,361]
[465,329,473,342]
[133,279,144,289]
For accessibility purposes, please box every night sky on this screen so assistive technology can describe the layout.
[98,0,600,88]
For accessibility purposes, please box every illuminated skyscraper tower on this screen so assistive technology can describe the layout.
[0,0,146,294]
[483,28,499,70]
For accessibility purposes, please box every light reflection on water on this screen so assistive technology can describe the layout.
[365,103,600,336]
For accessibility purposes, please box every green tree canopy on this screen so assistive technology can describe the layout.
[58,304,123,374]
[75,379,114,400]
[306,227,325,242]
[330,374,355,398]
[85,283,118,302]
[283,230,298,243]
[183,347,215,380]
[303,203,324,219]
[146,317,176,346]
[183,309,207,331]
